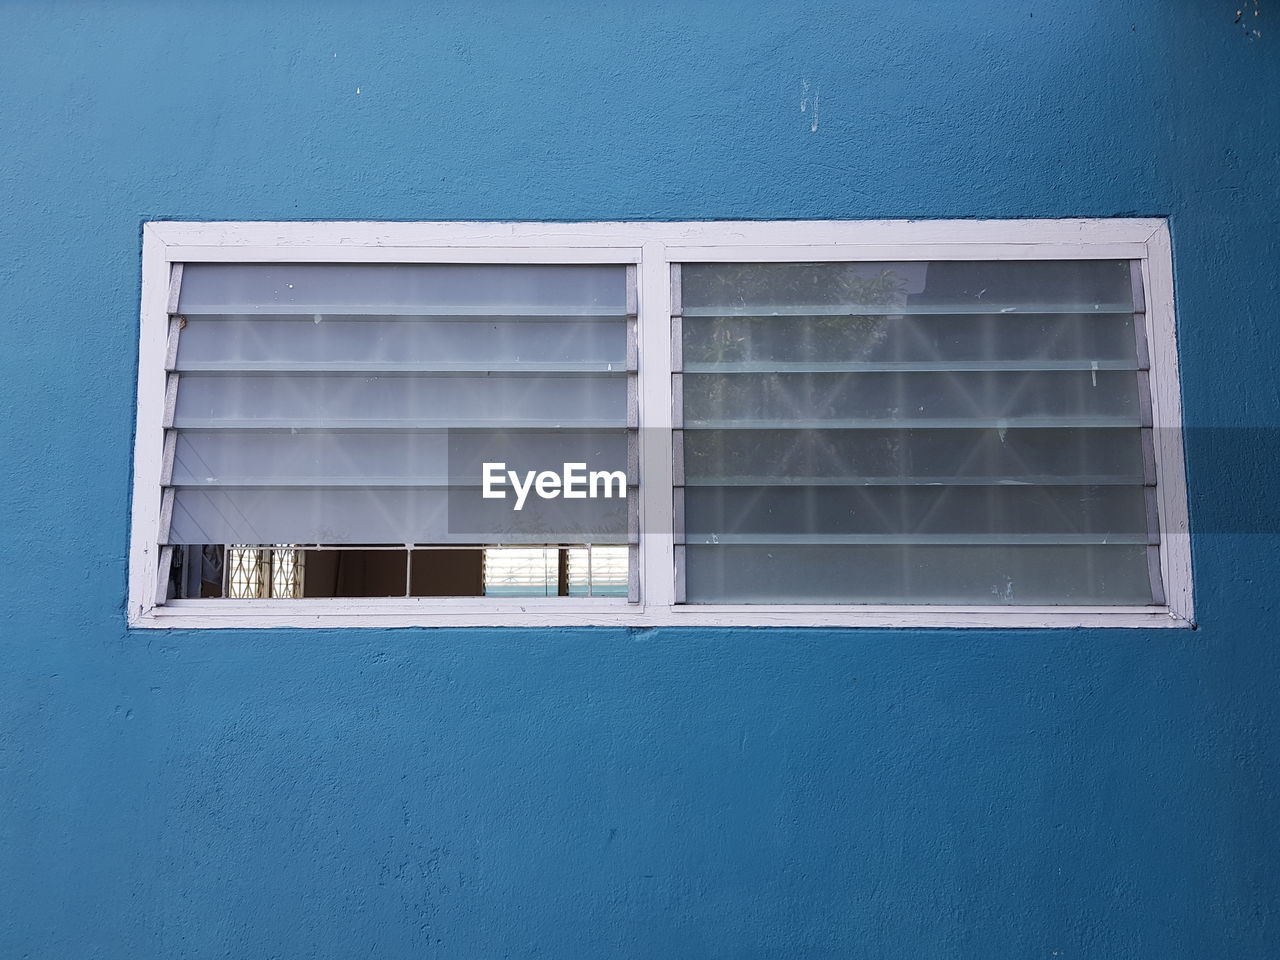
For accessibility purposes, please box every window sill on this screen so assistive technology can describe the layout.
[130,599,1192,630]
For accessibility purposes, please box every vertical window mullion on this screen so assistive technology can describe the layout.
[637,242,676,608]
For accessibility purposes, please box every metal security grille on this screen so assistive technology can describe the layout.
[672,260,1162,605]
[225,546,305,599]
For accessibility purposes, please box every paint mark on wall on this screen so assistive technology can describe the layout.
[800,80,820,133]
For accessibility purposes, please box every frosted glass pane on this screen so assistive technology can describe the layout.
[177,318,627,368]
[683,314,1138,365]
[171,487,629,545]
[683,371,1140,425]
[679,260,1154,605]
[683,545,1153,604]
[681,260,1133,313]
[178,263,628,315]
[165,263,634,560]
[683,485,1148,539]
[173,430,628,486]
[683,428,1146,484]
[174,373,626,427]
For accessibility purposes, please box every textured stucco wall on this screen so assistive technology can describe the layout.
[1,2,1278,957]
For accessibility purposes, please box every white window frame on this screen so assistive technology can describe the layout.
[129,219,1192,629]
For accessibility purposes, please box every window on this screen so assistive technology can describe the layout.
[155,261,637,605]
[130,221,1191,628]
[675,260,1158,605]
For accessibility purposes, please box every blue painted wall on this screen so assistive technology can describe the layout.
[1,2,1277,957]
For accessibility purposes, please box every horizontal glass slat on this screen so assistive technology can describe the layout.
[170,488,629,545]
[181,307,630,318]
[172,429,629,486]
[177,317,627,368]
[682,427,1147,484]
[680,260,1134,313]
[681,303,1135,317]
[682,371,1140,422]
[683,360,1140,373]
[682,313,1140,365]
[174,373,626,426]
[683,484,1150,537]
[181,314,630,323]
[681,544,1154,605]
[683,533,1150,545]
[178,263,628,315]
[683,475,1146,487]
[175,362,629,374]
[173,480,637,489]
[175,420,626,430]
[686,417,1143,429]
